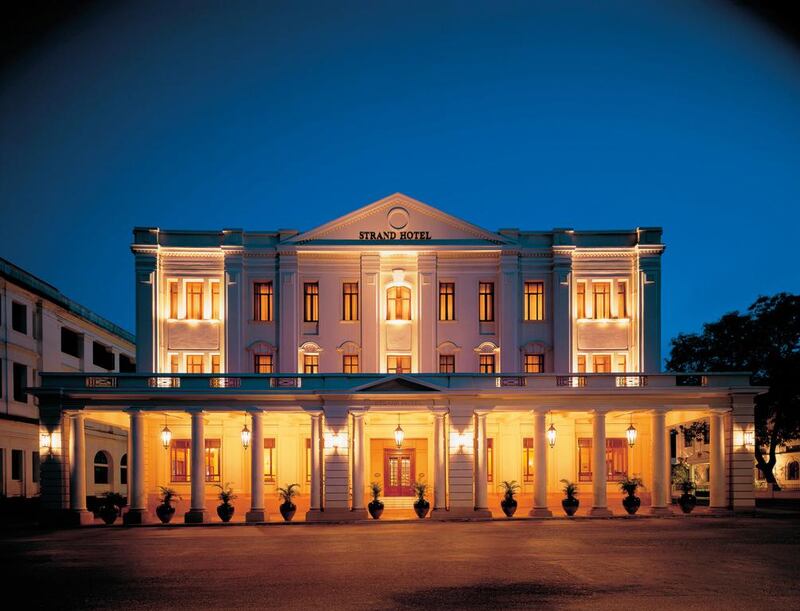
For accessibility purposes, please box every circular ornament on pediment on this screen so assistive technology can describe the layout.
[387,207,409,230]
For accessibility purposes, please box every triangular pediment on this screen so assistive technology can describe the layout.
[286,193,511,245]
[352,375,442,392]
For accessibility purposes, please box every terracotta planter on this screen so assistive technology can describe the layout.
[500,497,517,518]
[217,503,235,522]
[622,494,641,515]
[414,500,430,519]
[562,497,579,517]
[678,493,697,514]
[368,500,384,519]
[280,501,297,522]
[156,504,175,524]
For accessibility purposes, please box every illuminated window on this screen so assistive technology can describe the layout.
[303,283,319,323]
[487,438,494,483]
[788,461,800,481]
[616,354,627,373]
[93,451,110,485]
[592,282,611,319]
[305,438,312,483]
[205,439,221,482]
[186,355,204,374]
[186,282,204,320]
[211,354,221,374]
[211,282,221,319]
[264,438,276,482]
[170,440,190,482]
[343,282,359,321]
[479,354,495,374]
[616,281,627,318]
[439,282,455,321]
[439,354,455,373]
[254,354,273,373]
[478,282,494,322]
[169,282,179,319]
[523,437,534,482]
[577,355,586,373]
[593,355,611,373]
[303,354,319,374]
[578,438,592,482]
[343,354,359,374]
[524,354,544,373]
[576,282,586,318]
[578,438,628,482]
[524,281,544,321]
[387,355,411,374]
[254,282,273,322]
[170,354,180,373]
[387,286,411,320]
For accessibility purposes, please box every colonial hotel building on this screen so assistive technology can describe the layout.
[32,194,760,524]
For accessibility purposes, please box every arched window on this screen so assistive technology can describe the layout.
[387,286,411,320]
[120,453,128,485]
[788,460,800,481]
[94,451,111,485]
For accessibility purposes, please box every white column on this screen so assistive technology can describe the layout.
[474,412,488,511]
[530,410,552,517]
[69,412,90,519]
[123,409,148,523]
[432,411,447,511]
[308,412,322,514]
[589,410,612,516]
[709,411,727,511]
[246,410,266,522]
[649,411,671,515]
[351,411,366,511]
[185,411,206,523]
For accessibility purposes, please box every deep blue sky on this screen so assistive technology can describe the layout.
[2,0,799,364]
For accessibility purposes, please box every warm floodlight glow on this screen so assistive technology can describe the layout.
[241,424,251,450]
[161,425,172,450]
[40,432,52,452]
[743,430,755,448]
[626,423,638,447]
[547,423,557,448]
[324,432,347,451]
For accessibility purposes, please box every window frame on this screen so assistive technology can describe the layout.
[185,354,204,374]
[576,281,586,319]
[386,286,411,321]
[387,355,411,374]
[93,451,110,485]
[479,354,496,374]
[303,282,319,323]
[253,282,274,322]
[523,281,545,321]
[478,282,495,322]
[12,362,27,403]
[524,353,544,373]
[592,282,611,319]
[264,438,276,482]
[439,282,455,321]
[185,281,205,320]
[342,282,359,321]
[11,301,27,334]
[523,437,534,482]
[303,354,319,374]
[577,437,628,482]
[439,354,455,374]
[342,354,359,374]
[254,354,274,374]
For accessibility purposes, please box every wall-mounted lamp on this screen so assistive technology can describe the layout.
[626,413,638,448]
[39,431,52,454]
[449,431,471,453]
[160,414,172,450]
[394,416,405,448]
[324,432,347,452]
[241,422,251,450]
[547,411,557,448]
[743,430,755,448]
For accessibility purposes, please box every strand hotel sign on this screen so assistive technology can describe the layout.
[358,206,431,240]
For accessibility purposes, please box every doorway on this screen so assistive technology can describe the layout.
[384,449,415,496]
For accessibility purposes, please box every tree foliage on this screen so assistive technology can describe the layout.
[666,293,800,488]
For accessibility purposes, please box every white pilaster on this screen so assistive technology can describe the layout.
[498,254,520,372]
[123,409,148,524]
[417,254,437,373]
[246,410,266,522]
[432,411,447,512]
[360,254,380,373]
[278,254,298,373]
[69,412,92,524]
[351,411,366,511]
[649,411,671,515]
[589,410,612,517]
[309,413,322,511]
[474,411,488,511]
[185,411,206,523]
[530,410,553,517]
[134,251,157,372]
[730,393,757,512]
[709,411,727,511]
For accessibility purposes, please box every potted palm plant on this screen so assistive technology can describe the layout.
[413,481,430,518]
[560,479,579,516]
[499,480,520,517]
[368,481,384,519]
[618,476,643,515]
[278,483,299,521]
[215,483,236,522]
[98,491,125,525]
[674,475,697,514]
[156,486,180,524]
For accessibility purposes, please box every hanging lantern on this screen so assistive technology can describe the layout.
[626,423,638,448]
[547,423,557,448]
[160,425,172,450]
[241,423,251,450]
[394,416,405,448]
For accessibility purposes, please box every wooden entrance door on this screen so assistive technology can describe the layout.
[384,449,415,496]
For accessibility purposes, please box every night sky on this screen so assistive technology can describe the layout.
[2,1,799,363]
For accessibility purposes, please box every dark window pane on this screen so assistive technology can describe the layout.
[61,327,82,358]
[12,302,27,334]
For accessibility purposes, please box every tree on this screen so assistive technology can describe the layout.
[666,293,800,490]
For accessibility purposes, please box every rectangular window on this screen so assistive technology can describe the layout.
[524,354,544,373]
[305,438,312,483]
[342,282,359,321]
[576,282,586,319]
[169,281,179,319]
[13,363,27,403]
[11,449,23,481]
[32,451,40,483]
[12,302,27,334]
[616,281,627,318]
[439,354,455,374]
[578,438,592,482]
[577,438,628,482]
[60,327,82,358]
[439,282,455,321]
[205,439,221,482]
[186,282,204,320]
[479,354,495,374]
[593,355,611,373]
[592,282,611,319]
[264,438,276,482]
[211,354,221,374]
[186,355,204,374]
[577,355,586,373]
[303,354,319,374]
[170,354,180,373]
[524,281,544,321]
[119,354,136,373]
[254,282,273,322]
[387,355,411,374]
[478,282,494,322]
[343,354,359,374]
[92,341,115,370]
[523,438,534,482]
[254,354,273,374]
[211,282,221,320]
[616,354,627,373]
[303,282,319,323]
[487,438,494,483]
[170,440,190,482]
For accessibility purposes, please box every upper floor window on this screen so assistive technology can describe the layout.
[439,283,455,321]
[592,282,611,319]
[186,354,204,374]
[592,355,611,373]
[386,286,411,320]
[254,354,274,374]
[616,281,627,318]
[387,355,411,374]
[524,281,544,321]
[479,354,496,374]
[343,354,359,374]
[254,282,273,322]
[11,302,27,334]
[439,354,455,374]
[169,282,179,319]
[478,282,494,322]
[119,354,136,373]
[303,354,319,374]
[616,354,627,373]
[577,354,586,373]
[576,282,586,318]
[524,354,544,373]
[186,282,204,320]
[211,354,221,374]
[13,362,27,403]
[211,281,221,319]
[342,282,359,321]
[170,354,180,373]
[61,327,82,358]
[92,341,115,371]
[304,283,319,323]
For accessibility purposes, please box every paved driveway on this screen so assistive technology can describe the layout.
[2,517,798,609]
